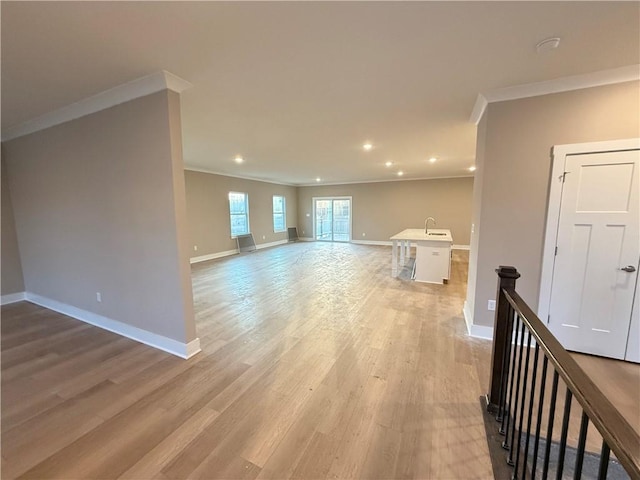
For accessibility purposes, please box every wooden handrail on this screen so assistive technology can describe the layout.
[501,287,640,479]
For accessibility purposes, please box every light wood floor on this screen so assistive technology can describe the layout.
[2,243,493,479]
[2,242,637,479]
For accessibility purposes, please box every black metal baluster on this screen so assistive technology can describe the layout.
[573,412,589,479]
[502,311,521,439]
[541,370,560,480]
[530,356,548,479]
[507,316,527,466]
[497,303,515,423]
[514,330,533,478]
[520,342,540,480]
[597,442,610,480]
[555,389,573,480]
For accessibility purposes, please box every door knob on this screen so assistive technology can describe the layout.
[620,265,637,273]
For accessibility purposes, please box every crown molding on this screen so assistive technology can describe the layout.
[296,174,474,187]
[470,94,489,127]
[2,70,193,141]
[184,166,296,187]
[470,64,640,125]
[184,165,473,188]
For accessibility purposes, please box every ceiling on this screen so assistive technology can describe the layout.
[2,2,639,185]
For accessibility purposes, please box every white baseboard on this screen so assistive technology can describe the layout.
[184,337,202,358]
[298,237,315,242]
[463,300,473,333]
[24,292,201,359]
[191,239,289,264]
[190,249,238,264]
[351,240,392,246]
[453,244,470,251]
[1,291,26,305]
[256,239,288,250]
[469,323,494,340]
[463,300,494,340]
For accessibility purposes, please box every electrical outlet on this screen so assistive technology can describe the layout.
[362,232,366,237]
[194,245,198,251]
[302,230,305,234]
[96,292,102,303]
[488,300,496,311]
[262,235,266,240]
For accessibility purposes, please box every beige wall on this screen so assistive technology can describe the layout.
[297,177,474,245]
[469,81,640,328]
[464,114,487,321]
[3,90,197,344]
[185,170,298,256]
[1,156,25,296]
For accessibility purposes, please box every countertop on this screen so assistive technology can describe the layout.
[390,228,453,243]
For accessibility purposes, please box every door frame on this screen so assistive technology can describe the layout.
[311,196,353,242]
[537,138,640,324]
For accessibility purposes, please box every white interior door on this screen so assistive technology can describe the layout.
[548,149,639,360]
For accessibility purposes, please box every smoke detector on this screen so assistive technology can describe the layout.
[536,37,561,53]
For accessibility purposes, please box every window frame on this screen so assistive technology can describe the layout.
[272,195,286,233]
[228,191,250,238]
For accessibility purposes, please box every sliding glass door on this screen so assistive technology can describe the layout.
[313,197,351,242]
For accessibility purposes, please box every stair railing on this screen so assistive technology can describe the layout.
[486,266,640,479]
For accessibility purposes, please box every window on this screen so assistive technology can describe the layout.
[273,195,286,232]
[229,192,249,237]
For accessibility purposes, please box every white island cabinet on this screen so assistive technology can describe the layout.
[390,228,453,284]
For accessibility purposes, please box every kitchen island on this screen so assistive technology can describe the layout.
[390,228,453,284]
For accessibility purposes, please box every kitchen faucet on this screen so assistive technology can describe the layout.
[425,217,436,233]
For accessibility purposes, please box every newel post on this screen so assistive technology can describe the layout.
[487,266,520,412]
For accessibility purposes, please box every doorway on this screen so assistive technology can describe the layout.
[539,139,640,362]
[313,197,352,242]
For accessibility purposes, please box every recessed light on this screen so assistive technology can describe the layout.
[363,143,373,151]
[234,155,244,164]
[316,177,321,182]
[397,171,404,176]
[429,157,437,163]
[468,166,476,172]
[385,161,393,167]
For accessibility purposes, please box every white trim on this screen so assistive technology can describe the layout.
[162,71,194,93]
[470,94,489,125]
[470,65,640,124]
[463,301,473,332]
[352,240,393,246]
[185,166,474,188]
[190,249,238,264]
[1,292,26,305]
[184,338,202,359]
[538,138,640,323]
[469,324,494,340]
[24,292,201,359]
[184,166,295,187]
[298,237,314,242]
[2,70,193,141]
[297,174,474,187]
[452,244,470,251]
[190,239,288,264]
[463,301,494,340]
[256,239,288,250]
